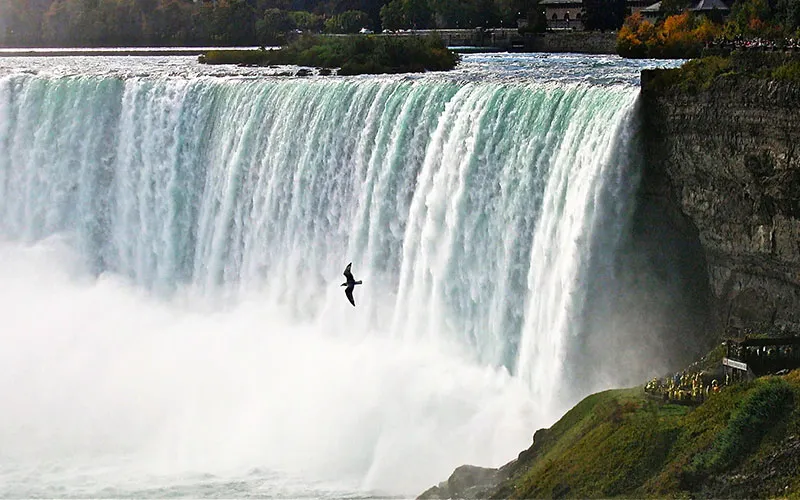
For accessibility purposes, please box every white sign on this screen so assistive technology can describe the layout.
[723,357,748,371]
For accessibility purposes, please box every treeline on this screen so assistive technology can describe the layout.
[0,0,547,47]
[618,0,800,58]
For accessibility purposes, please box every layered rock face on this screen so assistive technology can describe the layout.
[640,73,800,336]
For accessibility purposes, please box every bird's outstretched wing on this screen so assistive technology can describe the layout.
[345,284,356,306]
[343,262,354,281]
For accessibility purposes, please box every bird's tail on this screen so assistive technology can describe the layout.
[355,280,363,285]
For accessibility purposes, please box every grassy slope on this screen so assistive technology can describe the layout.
[488,370,800,499]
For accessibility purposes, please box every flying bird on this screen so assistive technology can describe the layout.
[341,262,362,307]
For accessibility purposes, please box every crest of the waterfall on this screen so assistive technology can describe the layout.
[0,70,641,417]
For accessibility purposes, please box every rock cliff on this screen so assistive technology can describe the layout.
[640,71,800,337]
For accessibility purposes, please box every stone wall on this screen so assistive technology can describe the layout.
[640,73,800,337]
[524,31,618,54]
[413,28,522,49]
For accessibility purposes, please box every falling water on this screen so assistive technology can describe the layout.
[0,53,677,497]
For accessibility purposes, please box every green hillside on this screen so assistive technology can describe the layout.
[422,360,800,499]
[485,371,800,499]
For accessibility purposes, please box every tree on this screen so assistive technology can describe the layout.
[288,10,323,31]
[380,0,405,28]
[209,0,257,44]
[323,0,383,27]
[0,4,7,45]
[257,7,293,42]
[520,0,547,32]
[3,0,52,45]
[729,0,785,35]
[141,0,194,45]
[42,0,83,46]
[617,11,720,57]
[772,0,800,32]
[378,0,433,28]
[405,0,434,27]
[730,0,771,29]
[617,12,651,56]
[96,0,145,46]
[582,0,627,31]
[324,9,370,32]
[428,0,473,27]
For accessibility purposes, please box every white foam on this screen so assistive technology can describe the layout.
[0,239,537,495]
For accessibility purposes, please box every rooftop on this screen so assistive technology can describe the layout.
[539,0,582,4]
[730,337,800,347]
[641,0,731,12]
[641,1,661,11]
[693,0,730,11]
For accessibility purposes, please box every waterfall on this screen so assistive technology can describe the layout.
[0,68,641,494]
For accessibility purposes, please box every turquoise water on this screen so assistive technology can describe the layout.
[0,53,680,498]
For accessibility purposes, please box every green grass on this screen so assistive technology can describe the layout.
[772,61,800,83]
[490,370,800,499]
[643,56,733,94]
[692,379,793,473]
[199,35,460,75]
[644,51,800,93]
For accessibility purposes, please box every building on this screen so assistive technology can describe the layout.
[627,0,653,14]
[541,0,730,29]
[724,336,800,381]
[640,1,662,21]
[540,0,585,30]
[691,0,730,22]
[641,0,730,22]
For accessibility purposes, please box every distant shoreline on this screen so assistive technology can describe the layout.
[0,31,620,57]
[0,48,260,57]
[0,45,501,57]
[0,46,606,58]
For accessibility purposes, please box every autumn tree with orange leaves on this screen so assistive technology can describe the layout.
[617,11,721,58]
